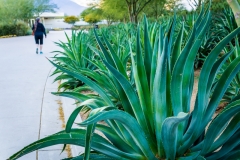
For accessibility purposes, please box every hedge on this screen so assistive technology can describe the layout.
[0,21,30,36]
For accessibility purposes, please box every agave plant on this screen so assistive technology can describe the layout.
[213,7,240,103]
[183,12,220,69]
[216,38,240,103]
[9,5,240,160]
[51,30,97,91]
[51,23,138,109]
[213,7,239,38]
[99,23,137,64]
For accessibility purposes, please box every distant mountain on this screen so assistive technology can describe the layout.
[52,0,86,16]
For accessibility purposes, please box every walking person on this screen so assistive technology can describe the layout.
[32,17,47,54]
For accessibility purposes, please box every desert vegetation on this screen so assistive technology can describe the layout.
[8,0,240,159]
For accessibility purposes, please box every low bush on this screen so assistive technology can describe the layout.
[72,25,92,30]
[72,24,108,31]
[0,23,15,36]
[46,28,49,34]
[0,35,17,38]
[0,21,30,36]
[26,29,33,35]
[15,21,29,36]
[52,28,63,31]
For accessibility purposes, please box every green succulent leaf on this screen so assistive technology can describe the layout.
[102,34,127,78]
[84,123,96,160]
[171,25,196,116]
[78,110,157,160]
[65,99,106,133]
[49,60,114,106]
[52,92,89,102]
[179,27,240,155]
[171,23,184,72]
[135,26,154,134]
[9,129,142,160]
[53,74,73,83]
[62,153,115,160]
[152,36,168,157]
[207,112,240,153]
[177,151,200,160]
[93,30,115,67]
[161,112,189,160]
[150,25,162,92]
[201,100,240,155]
[96,124,139,154]
[102,60,156,151]
[205,129,240,160]
[143,15,153,84]
[204,56,240,127]
[221,150,240,160]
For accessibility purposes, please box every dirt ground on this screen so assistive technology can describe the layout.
[190,69,200,111]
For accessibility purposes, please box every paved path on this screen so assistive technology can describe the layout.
[0,31,82,160]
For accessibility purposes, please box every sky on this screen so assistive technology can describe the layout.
[71,0,99,7]
[181,0,194,10]
[71,0,193,10]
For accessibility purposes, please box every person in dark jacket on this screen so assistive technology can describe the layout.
[32,17,47,54]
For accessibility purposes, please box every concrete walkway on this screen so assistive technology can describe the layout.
[0,31,82,160]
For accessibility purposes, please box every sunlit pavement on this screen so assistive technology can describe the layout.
[0,31,83,160]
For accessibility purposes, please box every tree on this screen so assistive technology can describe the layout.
[81,7,103,24]
[164,0,184,11]
[125,0,153,23]
[99,0,154,23]
[33,0,58,16]
[100,0,128,25]
[0,0,58,22]
[143,0,186,19]
[84,13,102,24]
[64,16,79,26]
[143,0,166,19]
[15,0,35,21]
[0,0,34,22]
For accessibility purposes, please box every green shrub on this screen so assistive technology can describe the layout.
[46,28,49,34]
[52,28,63,31]
[64,15,79,26]
[9,6,240,160]
[26,29,32,35]
[15,21,29,36]
[0,21,30,36]
[0,23,15,36]
[72,25,92,30]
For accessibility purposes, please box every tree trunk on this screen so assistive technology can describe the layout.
[107,17,111,26]
[132,1,138,23]
[127,1,138,23]
[126,0,152,23]
[129,12,138,23]
[128,5,133,22]
[227,0,240,27]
